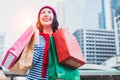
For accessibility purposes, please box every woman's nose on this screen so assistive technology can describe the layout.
[44,12,49,17]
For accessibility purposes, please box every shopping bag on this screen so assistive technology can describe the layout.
[52,28,86,69]
[48,36,80,80]
[1,26,35,69]
[9,32,35,75]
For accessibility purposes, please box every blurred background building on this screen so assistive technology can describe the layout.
[0,33,6,64]
[73,29,116,65]
[99,0,120,55]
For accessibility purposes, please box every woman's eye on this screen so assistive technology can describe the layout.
[41,11,45,14]
[48,11,52,14]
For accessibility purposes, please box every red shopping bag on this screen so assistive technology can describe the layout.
[1,26,35,69]
[53,28,86,69]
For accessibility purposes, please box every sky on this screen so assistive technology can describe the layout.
[65,0,101,32]
[0,0,101,49]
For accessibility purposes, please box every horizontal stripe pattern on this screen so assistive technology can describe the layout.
[26,35,48,80]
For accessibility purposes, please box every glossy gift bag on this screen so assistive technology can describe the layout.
[48,36,80,80]
[53,28,86,69]
[1,26,35,69]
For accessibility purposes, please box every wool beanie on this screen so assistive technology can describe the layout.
[39,5,57,18]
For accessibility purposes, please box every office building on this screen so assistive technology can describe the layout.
[98,12,106,29]
[110,0,120,29]
[0,33,6,63]
[114,6,120,55]
[73,29,116,64]
[99,0,112,30]
[99,0,120,30]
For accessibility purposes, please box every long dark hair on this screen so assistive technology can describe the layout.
[36,11,59,32]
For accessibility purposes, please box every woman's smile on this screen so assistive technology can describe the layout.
[43,17,52,22]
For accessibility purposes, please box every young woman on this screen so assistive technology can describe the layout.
[26,5,80,80]
[26,5,59,80]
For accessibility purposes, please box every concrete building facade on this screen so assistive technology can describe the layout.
[73,29,116,64]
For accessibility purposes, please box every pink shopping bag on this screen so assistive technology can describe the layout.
[1,26,35,69]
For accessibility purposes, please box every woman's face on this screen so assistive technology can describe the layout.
[40,8,54,27]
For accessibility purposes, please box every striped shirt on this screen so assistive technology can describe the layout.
[26,35,48,80]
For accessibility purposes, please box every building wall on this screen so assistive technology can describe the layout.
[114,6,120,55]
[0,33,6,64]
[100,0,112,30]
[73,29,116,64]
[99,0,106,29]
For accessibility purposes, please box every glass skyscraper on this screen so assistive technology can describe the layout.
[99,0,112,30]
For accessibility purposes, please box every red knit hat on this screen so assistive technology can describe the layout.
[39,5,57,17]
